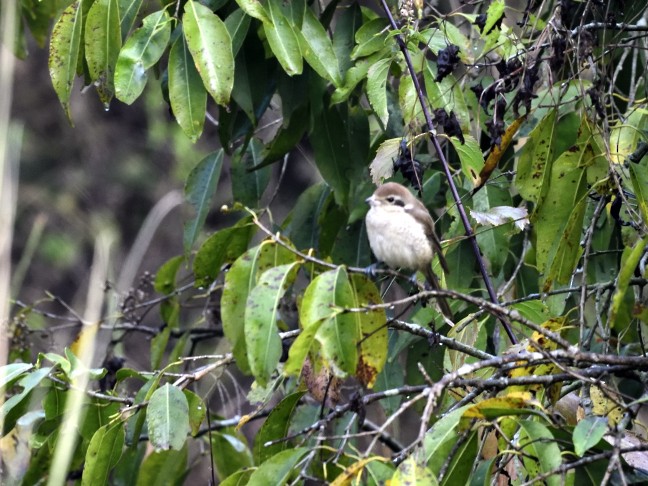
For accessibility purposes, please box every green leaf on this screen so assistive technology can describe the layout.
[308,267,360,377]
[0,363,33,390]
[392,457,438,486]
[181,389,205,436]
[224,7,251,57]
[441,431,478,486]
[332,2,361,74]
[350,275,387,388]
[573,416,607,457]
[234,0,271,24]
[629,154,648,224]
[351,18,389,59]
[118,0,143,38]
[517,420,562,486]
[515,109,557,203]
[298,8,342,86]
[1,366,51,419]
[253,391,304,463]
[85,0,122,107]
[147,384,191,451]
[263,0,303,76]
[49,0,83,124]
[154,255,184,294]
[231,140,271,207]
[115,10,171,104]
[246,262,301,385]
[422,405,471,464]
[212,432,254,480]
[168,33,207,142]
[247,448,308,485]
[222,242,297,374]
[135,448,187,486]
[533,143,588,275]
[183,150,224,255]
[610,107,648,164]
[193,216,255,287]
[610,235,648,328]
[81,423,125,486]
[285,183,329,251]
[183,0,234,106]
[472,182,512,276]
[480,0,505,36]
[423,67,469,132]
[366,58,391,126]
[449,135,483,186]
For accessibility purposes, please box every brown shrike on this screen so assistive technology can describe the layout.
[365,182,453,319]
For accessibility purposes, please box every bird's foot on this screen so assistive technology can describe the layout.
[364,262,382,279]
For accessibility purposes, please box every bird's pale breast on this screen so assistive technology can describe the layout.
[365,206,433,271]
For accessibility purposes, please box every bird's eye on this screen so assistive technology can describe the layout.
[386,196,395,203]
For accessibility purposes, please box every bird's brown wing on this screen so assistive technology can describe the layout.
[406,202,450,275]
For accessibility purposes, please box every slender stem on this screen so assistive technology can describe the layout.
[379,0,518,344]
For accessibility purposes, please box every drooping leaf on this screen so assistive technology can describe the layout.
[515,109,557,203]
[183,0,234,106]
[147,384,191,451]
[573,416,607,457]
[246,261,301,385]
[168,33,207,142]
[351,18,389,59]
[183,150,224,255]
[48,0,83,124]
[135,448,187,486]
[221,241,297,374]
[212,432,254,481]
[263,0,303,76]
[247,448,309,485]
[253,391,304,463]
[81,423,125,486]
[84,0,122,106]
[609,235,648,328]
[450,135,483,187]
[234,0,271,24]
[182,389,206,436]
[115,10,171,104]
[192,216,256,287]
[118,0,143,38]
[231,140,271,207]
[392,456,438,486]
[366,58,391,126]
[517,419,563,486]
[298,7,342,87]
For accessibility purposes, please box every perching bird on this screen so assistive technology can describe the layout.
[365,182,453,320]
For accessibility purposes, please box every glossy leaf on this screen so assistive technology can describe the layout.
[147,384,191,451]
[450,135,483,187]
[366,58,391,126]
[224,8,251,57]
[118,0,143,38]
[182,390,206,436]
[48,0,83,124]
[81,423,125,486]
[573,416,607,457]
[299,8,342,86]
[610,108,648,164]
[212,432,254,480]
[192,216,256,287]
[263,0,302,76]
[222,241,297,374]
[422,405,470,463]
[153,255,184,294]
[135,448,187,486]
[247,448,308,485]
[115,10,171,104]
[234,0,271,24]
[351,18,389,59]
[85,0,121,106]
[183,0,234,106]
[168,33,207,142]
[0,363,33,390]
[231,140,271,207]
[183,150,224,255]
[440,431,478,486]
[246,261,301,385]
[629,155,648,224]
[253,391,304,463]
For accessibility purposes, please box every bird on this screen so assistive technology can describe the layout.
[365,182,453,320]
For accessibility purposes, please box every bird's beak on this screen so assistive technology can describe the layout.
[365,195,374,206]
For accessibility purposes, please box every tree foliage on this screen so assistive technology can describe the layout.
[5,0,648,483]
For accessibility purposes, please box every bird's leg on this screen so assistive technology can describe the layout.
[364,261,383,279]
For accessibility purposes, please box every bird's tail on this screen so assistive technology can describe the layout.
[423,267,454,323]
